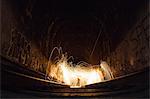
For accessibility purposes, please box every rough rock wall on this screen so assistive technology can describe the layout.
[108,13,149,77]
[1,0,48,73]
[1,0,149,77]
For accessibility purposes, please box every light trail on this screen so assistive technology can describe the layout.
[46,47,114,88]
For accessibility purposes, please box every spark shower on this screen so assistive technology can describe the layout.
[46,47,114,88]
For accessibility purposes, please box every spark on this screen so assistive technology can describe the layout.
[46,47,114,88]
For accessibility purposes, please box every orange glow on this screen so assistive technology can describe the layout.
[46,47,114,88]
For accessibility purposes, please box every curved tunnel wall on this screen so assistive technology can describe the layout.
[1,0,48,73]
[1,0,149,76]
[108,13,149,77]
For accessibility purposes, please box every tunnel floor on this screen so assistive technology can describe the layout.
[1,55,149,98]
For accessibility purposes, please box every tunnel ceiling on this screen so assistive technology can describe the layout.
[5,0,148,63]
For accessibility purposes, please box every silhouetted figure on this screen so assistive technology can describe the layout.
[77,78,80,86]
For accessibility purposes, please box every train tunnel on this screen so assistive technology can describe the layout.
[1,0,149,98]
